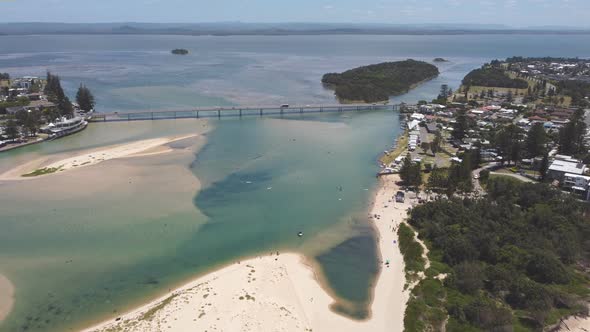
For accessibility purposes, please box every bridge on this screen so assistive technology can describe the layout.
[88,103,409,122]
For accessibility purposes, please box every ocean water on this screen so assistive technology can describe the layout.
[1,34,590,332]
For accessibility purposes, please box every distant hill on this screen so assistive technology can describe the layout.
[1,22,590,36]
[322,60,439,103]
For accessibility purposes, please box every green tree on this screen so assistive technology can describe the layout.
[453,109,470,140]
[439,84,449,99]
[400,155,422,188]
[431,132,442,156]
[495,124,523,165]
[539,153,549,180]
[45,71,73,117]
[559,109,587,156]
[427,166,448,191]
[3,118,19,140]
[525,123,548,157]
[76,84,95,112]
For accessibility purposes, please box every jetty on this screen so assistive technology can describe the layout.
[89,104,409,122]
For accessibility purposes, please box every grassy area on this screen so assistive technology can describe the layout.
[397,223,426,279]
[139,293,179,322]
[404,277,447,332]
[21,166,62,177]
[488,173,526,184]
[380,131,408,165]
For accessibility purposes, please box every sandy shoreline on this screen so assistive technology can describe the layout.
[0,134,201,181]
[81,174,411,332]
[557,314,590,331]
[0,274,15,323]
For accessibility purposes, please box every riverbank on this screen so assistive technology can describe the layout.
[81,175,411,332]
[0,274,15,323]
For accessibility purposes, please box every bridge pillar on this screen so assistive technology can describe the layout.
[174,111,177,119]
[151,112,154,120]
[320,107,323,112]
[280,108,283,116]
[260,109,263,117]
[197,111,199,118]
[127,113,130,121]
[300,108,303,114]
[239,109,242,117]
[218,110,221,118]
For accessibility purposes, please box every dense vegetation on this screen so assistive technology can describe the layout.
[556,80,590,106]
[322,60,439,103]
[406,177,590,331]
[505,56,584,63]
[44,71,73,116]
[171,48,189,55]
[76,84,95,112]
[0,73,9,80]
[462,67,529,89]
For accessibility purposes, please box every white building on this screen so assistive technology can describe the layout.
[563,173,590,200]
[548,156,587,181]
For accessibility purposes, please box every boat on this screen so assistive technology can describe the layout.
[41,116,88,140]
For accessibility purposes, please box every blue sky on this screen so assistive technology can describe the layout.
[0,0,589,27]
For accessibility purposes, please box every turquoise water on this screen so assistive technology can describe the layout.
[1,34,590,332]
[0,112,400,332]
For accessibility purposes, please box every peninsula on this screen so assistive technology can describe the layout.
[322,60,439,103]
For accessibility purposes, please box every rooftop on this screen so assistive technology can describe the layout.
[549,160,587,175]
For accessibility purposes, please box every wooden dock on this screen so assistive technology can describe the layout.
[88,104,408,122]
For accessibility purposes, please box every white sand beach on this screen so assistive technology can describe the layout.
[0,274,15,323]
[0,133,204,181]
[557,314,590,331]
[82,174,412,332]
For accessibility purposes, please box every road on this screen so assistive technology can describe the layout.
[471,163,535,195]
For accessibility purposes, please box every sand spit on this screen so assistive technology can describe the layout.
[83,174,412,332]
[0,134,200,180]
[0,274,15,323]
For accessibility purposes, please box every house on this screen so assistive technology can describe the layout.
[410,113,426,121]
[563,173,590,200]
[547,156,587,181]
[528,115,547,123]
[407,119,421,131]
[11,76,38,90]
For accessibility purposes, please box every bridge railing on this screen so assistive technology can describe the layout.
[89,104,411,122]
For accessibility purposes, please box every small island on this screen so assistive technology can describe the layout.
[171,49,189,55]
[433,58,449,62]
[322,59,439,103]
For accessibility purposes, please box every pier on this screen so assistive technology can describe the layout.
[88,104,408,122]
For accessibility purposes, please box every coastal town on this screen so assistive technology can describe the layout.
[380,57,590,203]
[0,73,94,151]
